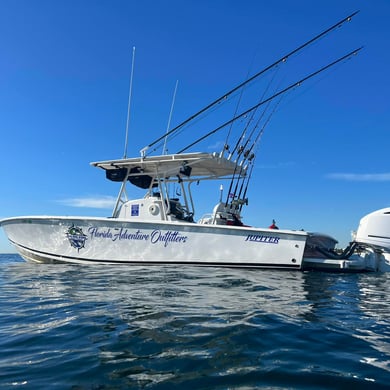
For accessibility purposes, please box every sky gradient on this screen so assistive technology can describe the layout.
[1,0,389,252]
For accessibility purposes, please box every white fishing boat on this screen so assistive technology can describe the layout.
[2,150,390,271]
[2,11,390,272]
[1,152,308,269]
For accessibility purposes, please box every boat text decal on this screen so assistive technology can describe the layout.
[87,227,187,248]
[66,225,88,251]
[245,234,280,244]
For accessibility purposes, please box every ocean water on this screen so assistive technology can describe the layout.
[0,254,389,389]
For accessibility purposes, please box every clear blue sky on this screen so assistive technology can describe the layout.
[1,0,389,252]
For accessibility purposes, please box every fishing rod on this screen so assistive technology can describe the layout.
[243,91,283,163]
[223,146,245,207]
[177,46,362,154]
[223,94,276,207]
[239,158,256,213]
[223,69,251,158]
[142,11,359,156]
[227,64,280,160]
[226,94,282,208]
[236,97,283,208]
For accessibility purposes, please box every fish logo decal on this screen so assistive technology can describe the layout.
[66,225,87,251]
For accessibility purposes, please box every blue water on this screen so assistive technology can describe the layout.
[0,254,389,389]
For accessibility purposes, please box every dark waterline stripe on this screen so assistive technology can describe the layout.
[11,240,301,269]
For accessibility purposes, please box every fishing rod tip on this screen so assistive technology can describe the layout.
[347,10,360,22]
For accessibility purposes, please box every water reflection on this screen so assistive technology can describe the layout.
[356,274,390,372]
[2,260,390,335]
[3,262,314,321]
[1,256,389,388]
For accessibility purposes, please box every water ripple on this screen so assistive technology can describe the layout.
[0,254,389,389]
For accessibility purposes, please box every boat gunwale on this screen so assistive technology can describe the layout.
[0,215,309,237]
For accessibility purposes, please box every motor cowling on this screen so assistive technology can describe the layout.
[354,207,390,250]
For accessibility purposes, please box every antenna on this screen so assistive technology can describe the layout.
[163,80,179,155]
[123,46,136,159]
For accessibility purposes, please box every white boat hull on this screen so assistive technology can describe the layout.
[1,216,307,269]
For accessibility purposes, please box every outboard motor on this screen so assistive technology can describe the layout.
[354,207,390,251]
[303,208,390,272]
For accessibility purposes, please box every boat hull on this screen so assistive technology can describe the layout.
[1,216,307,269]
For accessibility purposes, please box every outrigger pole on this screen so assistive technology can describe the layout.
[143,10,359,156]
[178,47,362,154]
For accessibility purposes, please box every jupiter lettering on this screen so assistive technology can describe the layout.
[245,234,280,244]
